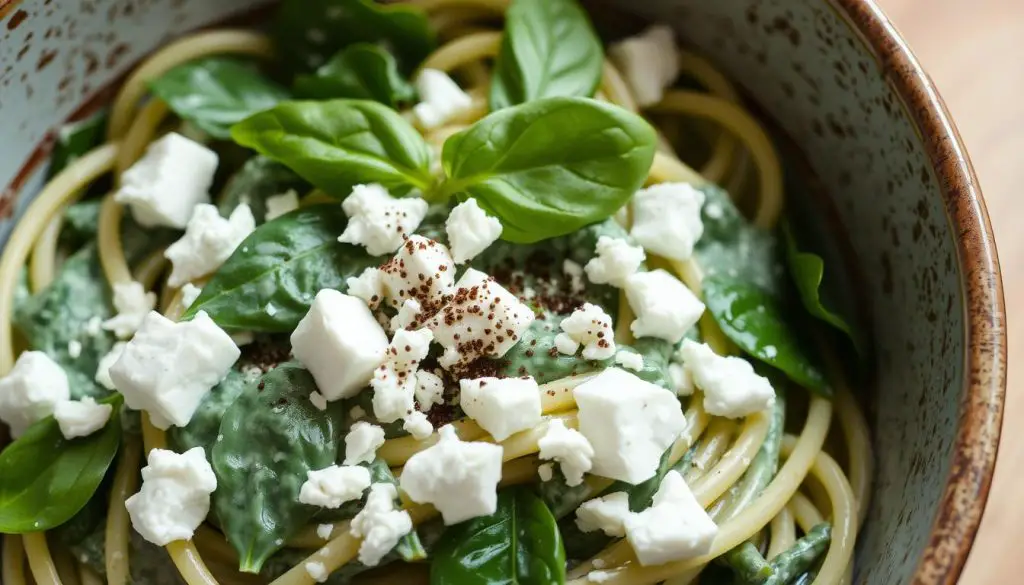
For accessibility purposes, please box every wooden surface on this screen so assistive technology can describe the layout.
[877,0,1021,582]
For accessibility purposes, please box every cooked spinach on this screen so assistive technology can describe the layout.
[60,200,103,249]
[294,44,416,107]
[166,369,251,453]
[217,155,309,223]
[48,110,108,178]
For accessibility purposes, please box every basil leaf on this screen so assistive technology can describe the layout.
[212,363,346,572]
[702,273,829,395]
[432,487,565,585]
[294,44,416,107]
[441,97,656,243]
[217,156,310,224]
[231,99,433,196]
[0,394,123,533]
[182,205,378,332]
[149,58,290,139]
[490,0,602,110]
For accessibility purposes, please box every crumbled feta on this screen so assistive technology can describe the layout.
[344,421,387,465]
[0,351,69,437]
[350,483,413,567]
[109,311,239,429]
[446,198,503,263]
[426,269,535,370]
[370,328,434,423]
[403,410,434,440]
[615,350,644,371]
[624,470,717,565]
[84,316,103,336]
[563,260,586,293]
[291,289,389,401]
[265,189,300,221]
[346,267,385,309]
[95,342,127,391]
[559,303,616,360]
[350,405,367,421]
[390,299,422,331]
[415,370,445,410]
[538,463,554,482]
[678,340,775,418]
[554,333,581,356]
[459,376,542,442]
[114,132,218,229]
[413,69,474,130]
[576,492,631,537]
[584,236,645,287]
[316,524,334,540]
[309,391,328,411]
[573,368,686,483]
[298,464,371,508]
[537,418,594,487]
[629,182,705,261]
[587,570,614,583]
[337,184,428,256]
[625,269,704,343]
[608,25,679,108]
[103,281,157,338]
[179,283,202,309]
[54,397,113,440]
[125,447,217,545]
[67,340,82,359]
[379,236,456,312]
[667,362,694,396]
[400,425,503,524]
[165,204,255,288]
[304,561,328,583]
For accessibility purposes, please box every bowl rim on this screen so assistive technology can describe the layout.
[834,0,1007,583]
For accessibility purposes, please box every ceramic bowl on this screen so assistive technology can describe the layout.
[0,0,1006,583]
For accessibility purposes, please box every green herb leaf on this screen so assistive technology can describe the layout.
[217,156,310,224]
[294,44,416,107]
[181,205,379,332]
[49,110,108,178]
[490,0,602,110]
[431,487,565,585]
[167,369,250,453]
[149,58,290,140]
[0,394,123,533]
[231,99,433,196]
[440,97,656,243]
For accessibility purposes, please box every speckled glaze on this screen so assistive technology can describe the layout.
[0,0,1006,584]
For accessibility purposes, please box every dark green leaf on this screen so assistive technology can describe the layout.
[167,369,251,453]
[432,487,565,585]
[149,58,290,139]
[60,200,103,250]
[294,44,416,107]
[181,205,378,332]
[231,99,433,196]
[440,97,656,243]
[0,394,123,533]
[48,110,108,178]
[217,156,310,224]
[490,0,602,110]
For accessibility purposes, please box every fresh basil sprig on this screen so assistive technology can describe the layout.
[491,0,603,110]
[0,394,123,533]
[294,44,416,107]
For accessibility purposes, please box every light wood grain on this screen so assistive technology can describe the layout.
[878,0,1022,582]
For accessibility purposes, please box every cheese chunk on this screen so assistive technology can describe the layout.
[608,25,680,108]
[344,422,386,465]
[54,397,113,440]
[165,204,255,288]
[584,236,645,287]
[265,189,300,221]
[379,235,457,315]
[446,198,503,264]
[125,447,217,545]
[576,492,631,537]
[370,328,434,423]
[413,69,474,130]
[678,340,775,418]
[298,464,371,509]
[338,184,428,256]
[102,281,157,338]
[0,351,70,437]
[625,470,717,565]
[629,182,705,261]
[350,483,413,567]
[459,376,542,441]
[625,269,704,343]
[559,303,616,360]
[537,418,594,487]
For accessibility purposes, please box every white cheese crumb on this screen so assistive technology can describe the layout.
[165,204,255,287]
[446,198,503,264]
[309,391,328,412]
[54,397,112,440]
[298,465,371,508]
[95,342,127,391]
[344,421,386,465]
[125,447,217,545]
[67,340,82,359]
[414,370,445,410]
[575,491,631,537]
[370,328,433,423]
[554,333,581,356]
[667,362,694,396]
[304,561,328,583]
[538,463,554,482]
[413,69,474,130]
[537,419,594,487]
[379,236,457,311]
[608,25,680,108]
[390,299,422,332]
[337,184,428,256]
[584,236,645,288]
[345,267,385,309]
[629,182,705,261]
[350,483,413,567]
[625,269,705,343]
[614,350,644,371]
[316,524,334,540]
[403,410,434,440]
[180,283,202,309]
[563,260,586,294]
[678,340,775,418]
[559,303,616,360]
[265,189,300,221]
[103,281,157,339]
[459,376,542,442]
[624,470,717,565]
[84,316,103,336]
[587,569,613,583]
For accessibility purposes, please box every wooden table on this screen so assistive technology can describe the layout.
[879,0,1021,581]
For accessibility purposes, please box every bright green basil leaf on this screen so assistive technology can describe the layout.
[182,205,378,332]
[217,156,310,224]
[294,44,416,107]
[440,97,656,243]
[0,394,123,533]
[702,273,830,395]
[490,0,602,110]
[149,58,290,139]
[49,110,108,178]
[231,99,433,196]
[432,487,565,585]
[212,363,346,573]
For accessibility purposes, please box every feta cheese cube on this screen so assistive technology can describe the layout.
[114,132,218,229]
[624,470,717,565]
[344,421,386,465]
[67,340,82,358]
[350,483,413,567]
[298,464,371,508]
[459,376,542,442]
[103,281,157,338]
[179,283,202,309]
[446,198,503,264]
[380,236,456,312]
[629,182,705,261]
[678,340,775,418]
[413,69,474,130]
[584,236,645,287]
[559,303,616,360]
[0,351,70,437]
[625,269,704,343]
[370,328,434,423]
[109,311,240,429]
[338,184,429,256]
[576,491,631,537]
[415,370,445,410]
[265,189,300,221]
[390,299,422,332]
[165,204,256,288]
[537,418,594,487]
[346,267,385,309]
[125,447,218,545]
[400,425,503,524]
[608,25,679,108]
[614,350,644,371]
[403,411,434,440]
[54,397,113,440]
[573,368,686,484]
[309,391,328,411]
[95,342,127,391]
[291,289,389,401]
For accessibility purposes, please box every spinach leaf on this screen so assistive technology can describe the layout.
[0,394,123,533]
[440,97,656,243]
[212,363,346,572]
[217,156,310,224]
[60,200,103,249]
[490,0,602,110]
[167,369,251,453]
[432,487,565,585]
[231,99,433,196]
[182,205,378,332]
[294,44,416,107]
[149,58,290,139]
[49,110,108,178]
